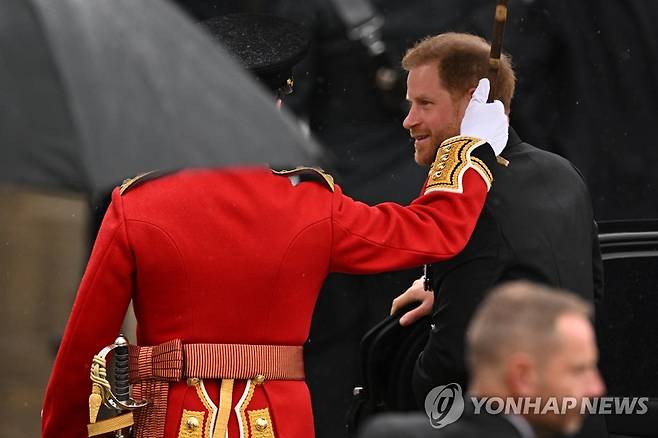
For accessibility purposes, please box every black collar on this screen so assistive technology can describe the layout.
[500,127,524,157]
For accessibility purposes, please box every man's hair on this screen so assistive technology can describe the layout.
[466,281,593,371]
[402,32,515,113]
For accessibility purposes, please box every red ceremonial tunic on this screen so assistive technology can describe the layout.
[43,161,488,438]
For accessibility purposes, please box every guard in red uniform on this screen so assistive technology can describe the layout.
[42,75,507,438]
[43,77,507,438]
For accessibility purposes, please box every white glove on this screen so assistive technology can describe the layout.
[460,78,509,156]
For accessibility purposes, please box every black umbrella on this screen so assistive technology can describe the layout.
[0,0,321,194]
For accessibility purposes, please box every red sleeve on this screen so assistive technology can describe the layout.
[42,189,134,438]
[330,168,487,273]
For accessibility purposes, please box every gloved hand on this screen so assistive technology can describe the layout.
[459,78,509,155]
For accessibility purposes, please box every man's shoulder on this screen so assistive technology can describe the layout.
[359,413,435,438]
[507,141,576,170]
[358,411,523,438]
[117,167,277,196]
[495,139,586,189]
[487,139,592,216]
[526,142,578,168]
[437,412,524,438]
[271,166,335,192]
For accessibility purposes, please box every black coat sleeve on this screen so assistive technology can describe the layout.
[412,209,505,405]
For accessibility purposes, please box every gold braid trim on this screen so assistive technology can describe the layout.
[248,408,276,438]
[87,412,134,437]
[236,380,256,438]
[177,410,205,438]
[424,136,491,194]
[119,170,157,195]
[271,167,335,192]
[88,355,111,424]
[213,379,234,438]
[470,157,493,191]
[193,380,218,438]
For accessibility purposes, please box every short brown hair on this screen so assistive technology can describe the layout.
[402,32,515,113]
[466,281,592,371]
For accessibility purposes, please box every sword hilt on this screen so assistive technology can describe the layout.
[113,335,130,405]
[88,335,147,416]
[88,335,146,437]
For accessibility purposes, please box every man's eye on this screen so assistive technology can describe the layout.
[571,365,589,375]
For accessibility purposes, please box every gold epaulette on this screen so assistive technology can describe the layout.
[272,166,335,192]
[424,136,493,194]
[119,170,159,195]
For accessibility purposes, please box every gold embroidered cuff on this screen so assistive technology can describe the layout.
[424,136,492,194]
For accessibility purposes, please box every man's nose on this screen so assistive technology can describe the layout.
[588,369,606,398]
[402,106,417,130]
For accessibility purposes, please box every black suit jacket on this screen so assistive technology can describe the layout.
[359,411,525,438]
[413,128,604,402]
[358,407,605,438]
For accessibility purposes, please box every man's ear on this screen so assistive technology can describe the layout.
[456,87,477,122]
[505,352,539,397]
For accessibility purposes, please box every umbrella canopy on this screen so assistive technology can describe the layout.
[0,0,321,194]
